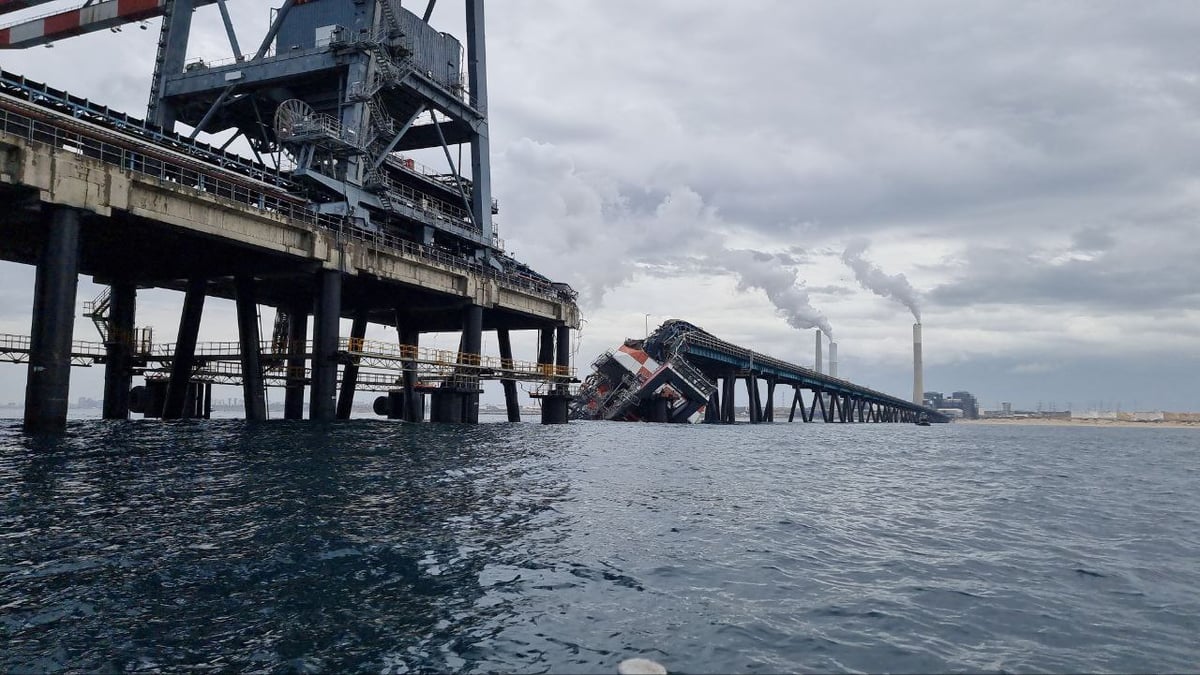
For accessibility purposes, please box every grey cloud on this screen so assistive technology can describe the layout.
[928,240,1200,311]
[493,2,1200,251]
[1071,226,1116,253]
[807,285,857,297]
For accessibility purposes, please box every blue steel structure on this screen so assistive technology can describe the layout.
[158,0,497,259]
[2,0,497,259]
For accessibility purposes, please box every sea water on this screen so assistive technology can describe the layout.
[1,418,1197,673]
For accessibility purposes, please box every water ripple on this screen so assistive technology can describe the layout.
[1,419,1198,672]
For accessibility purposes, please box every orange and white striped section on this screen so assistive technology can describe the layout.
[613,344,660,382]
[0,0,168,49]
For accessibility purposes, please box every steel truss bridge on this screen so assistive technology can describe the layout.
[657,320,947,424]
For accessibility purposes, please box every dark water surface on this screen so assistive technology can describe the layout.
[1,419,1197,673]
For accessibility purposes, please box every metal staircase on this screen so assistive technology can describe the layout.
[379,0,401,35]
[271,308,290,354]
[82,287,113,342]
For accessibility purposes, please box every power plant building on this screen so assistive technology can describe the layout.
[925,390,979,419]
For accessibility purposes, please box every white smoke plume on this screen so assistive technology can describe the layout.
[710,249,835,338]
[841,239,922,322]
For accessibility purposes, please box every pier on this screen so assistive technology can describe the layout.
[0,0,581,430]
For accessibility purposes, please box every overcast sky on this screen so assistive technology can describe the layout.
[1,1,1198,413]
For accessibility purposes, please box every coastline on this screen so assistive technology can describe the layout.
[957,418,1200,430]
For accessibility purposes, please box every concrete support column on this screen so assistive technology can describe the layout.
[430,390,462,423]
[163,277,206,420]
[496,328,520,422]
[744,374,760,423]
[461,304,483,424]
[537,328,554,370]
[538,324,571,425]
[235,275,267,421]
[555,325,570,388]
[284,304,308,420]
[102,282,136,420]
[336,311,368,420]
[722,374,736,423]
[309,269,341,421]
[398,326,422,422]
[705,390,720,423]
[24,207,81,432]
[764,377,776,422]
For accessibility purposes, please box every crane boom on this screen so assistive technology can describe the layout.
[0,0,216,49]
[0,0,58,17]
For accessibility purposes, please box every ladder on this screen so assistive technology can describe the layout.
[146,0,176,125]
[379,0,401,35]
[271,308,290,354]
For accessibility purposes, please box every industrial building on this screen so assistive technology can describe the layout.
[924,390,979,419]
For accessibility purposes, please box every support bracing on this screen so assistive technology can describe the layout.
[24,207,81,432]
[235,275,267,421]
[336,311,369,420]
[102,282,136,420]
[496,328,520,422]
[309,269,341,421]
[163,277,206,420]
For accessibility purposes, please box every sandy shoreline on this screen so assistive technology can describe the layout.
[957,418,1200,429]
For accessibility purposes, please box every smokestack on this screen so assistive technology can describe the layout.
[829,341,838,379]
[913,322,924,406]
[815,329,823,374]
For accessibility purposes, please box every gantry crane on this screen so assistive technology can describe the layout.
[1,0,498,264]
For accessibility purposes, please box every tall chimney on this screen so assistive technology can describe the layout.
[913,322,924,406]
[829,341,838,378]
[815,329,823,374]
